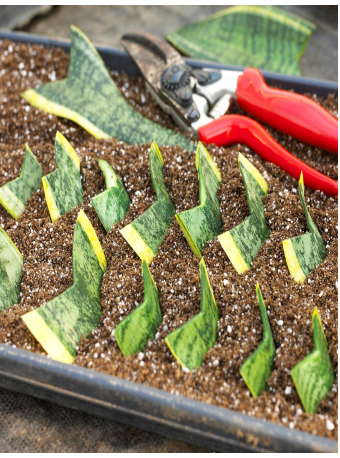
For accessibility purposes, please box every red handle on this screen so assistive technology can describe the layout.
[236,68,338,154]
[198,115,338,196]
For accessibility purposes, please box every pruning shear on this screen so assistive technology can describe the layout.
[121,32,338,196]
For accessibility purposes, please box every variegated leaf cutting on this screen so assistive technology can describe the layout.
[22,26,193,151]
[176,143,222,257]
[165,258,219,370]
[240,283,275,397]
[120,141,175,265]
[291,308,334,413]
[0,144,42,220]
[167,5,315,75]
[91,159,130,232]
[282,173,326,284]
[218,153,269,274]
[0,226,23,312]
[22,210,107,364]
[42,131,83,223]
[115,260,162,356]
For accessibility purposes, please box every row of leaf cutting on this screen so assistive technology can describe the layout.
[0,134,333,414]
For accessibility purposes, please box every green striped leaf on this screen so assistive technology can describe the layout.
[22,210,107,364]
[22,26,193,151]
[165,258,219,370]
[115,260,162,356]
[167,6,315,75]
[291,308,334,414]
[91,159,130,232]
[120,142,175,265]
[42,131,83,223]
[240,284,275,397]
[176,143,222,257]
[0,144,42,220]
[0,226,23,312]
[218,153,269,274]
[283,173,327,284]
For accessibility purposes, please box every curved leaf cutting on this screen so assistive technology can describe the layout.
[115,260,162,356]
[22,26,193,151]
[240,283,275,397]
[167,5,315,75]
[218,153,269,274]
[42,131,83,223]
[120,142,175,265]
[22,210,107,364]
[0,226,23,312]
[291,308,334,413]
[176,143,222,257]
[165,258,219,370]
[0,144,42,220]
[91,159,130,232]
[283,173,327,284]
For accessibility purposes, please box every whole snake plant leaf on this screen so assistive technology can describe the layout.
[0,144,42,220]
[120,142,175,265]
[240,283,275,397]
[91,160,131,232]
[176,143,222,257]
[291,308,334,414]
[167,6,315,75]
[165,258,219,370]
[42,131,83,223]
[22,26,193,151]
[283,173,327,284]
[218,153,269,274]
[0,226,23,312]
[115,260,162,356]
[22,210,107,363]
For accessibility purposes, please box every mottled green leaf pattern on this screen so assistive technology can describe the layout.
[167,5,315,75]
[176,143,222,257]
[165,258,219,370]
[91,159,130,232]
[42,131,83,223]
[22,26,193,150]
[0,144,42,220]
[115,260,162,356]
[240,284,275,397]
[22,210,107,363]
[283,173,327,284]
[0,226,23,312]
[291,308,334,413]
[120,142,175,265]
[218,153,269,274]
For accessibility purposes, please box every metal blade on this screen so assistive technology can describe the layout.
[121,32,186,89]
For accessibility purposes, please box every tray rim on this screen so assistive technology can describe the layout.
[0,30,337,453]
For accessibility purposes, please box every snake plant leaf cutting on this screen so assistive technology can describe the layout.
[165,258,219,370]
[42,131,83,223]
[239,283,275,397]
[22,210,107,364]
[115,260,162,356]
[0,226,23,312]
[0,144,42,220]
[22,26,193,151]
[91,160,130,232]
[120,142,175,265]
[176,143,222,257]
[218,153,269,274]
[282,173,327,284]
[291,308,334,414]
[167,5,315,75]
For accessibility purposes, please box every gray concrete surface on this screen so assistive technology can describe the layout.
[20,5,339,81]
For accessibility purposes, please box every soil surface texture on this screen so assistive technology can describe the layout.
[0,40,337,440]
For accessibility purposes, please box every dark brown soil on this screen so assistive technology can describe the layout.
[0,39,337,440]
